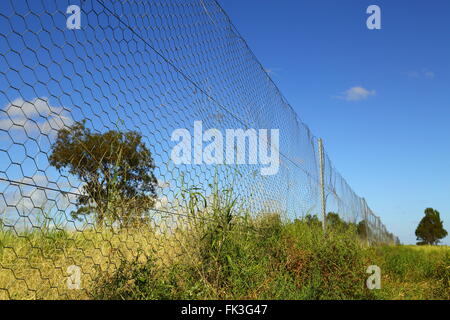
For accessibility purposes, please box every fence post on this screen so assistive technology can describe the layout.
[318,138,326,232]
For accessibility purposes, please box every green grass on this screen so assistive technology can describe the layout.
[369,245,449,299]
[1,215,448,300]
[91,215,368,299]
[90,215,450,300]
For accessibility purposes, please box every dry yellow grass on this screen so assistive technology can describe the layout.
[404,244,450,252]
[0,226,191,299]
[2,218,448,300]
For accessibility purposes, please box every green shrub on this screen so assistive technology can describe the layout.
[89,211,449,300]
[91,212,377,300]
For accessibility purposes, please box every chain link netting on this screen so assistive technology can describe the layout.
[0,0,398,299]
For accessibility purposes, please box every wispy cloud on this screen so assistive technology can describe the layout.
[336,86,376,102]
[424,70,435,79]
[0,173,83,215]
[264,67,282,77]
[407,68,435,79]
[0,97,72,135]
[406,71,420,79]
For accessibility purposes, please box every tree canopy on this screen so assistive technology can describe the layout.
[326,212,350,232]
[356,220,368,239]
[49,120,158,227]
[415,208,448,245]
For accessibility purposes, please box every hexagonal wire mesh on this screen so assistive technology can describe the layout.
[0,0,398,299]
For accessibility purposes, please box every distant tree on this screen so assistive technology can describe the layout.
[49,120,158,227]
[415,208,448,245]
[326,212,349,231]
[303,214,322,228]
[357,220,368,239]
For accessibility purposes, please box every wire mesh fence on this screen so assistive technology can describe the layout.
[0,0,398,299]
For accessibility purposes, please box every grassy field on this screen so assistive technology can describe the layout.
[1,214,448,300]
[370,245,449,299]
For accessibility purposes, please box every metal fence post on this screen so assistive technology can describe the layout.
[318,138,326,232]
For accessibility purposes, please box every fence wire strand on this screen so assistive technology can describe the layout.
[0,0,398,299]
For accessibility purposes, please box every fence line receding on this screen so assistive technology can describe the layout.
[0,0,398,299]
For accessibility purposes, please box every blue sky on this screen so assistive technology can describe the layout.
[220,0,450,244]
[0,0,447,244]
[1,0,309,231]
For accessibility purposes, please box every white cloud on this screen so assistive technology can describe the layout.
[5,97,60,118]
[157,180,171,189]
[264,67,282,77]
[154,196,169,210]
[424,71,435,79]
[337,86,376,101]
[0,173,84,229]
[0,97,72,135]
[406,71,420,79]
[407,69,435,79]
